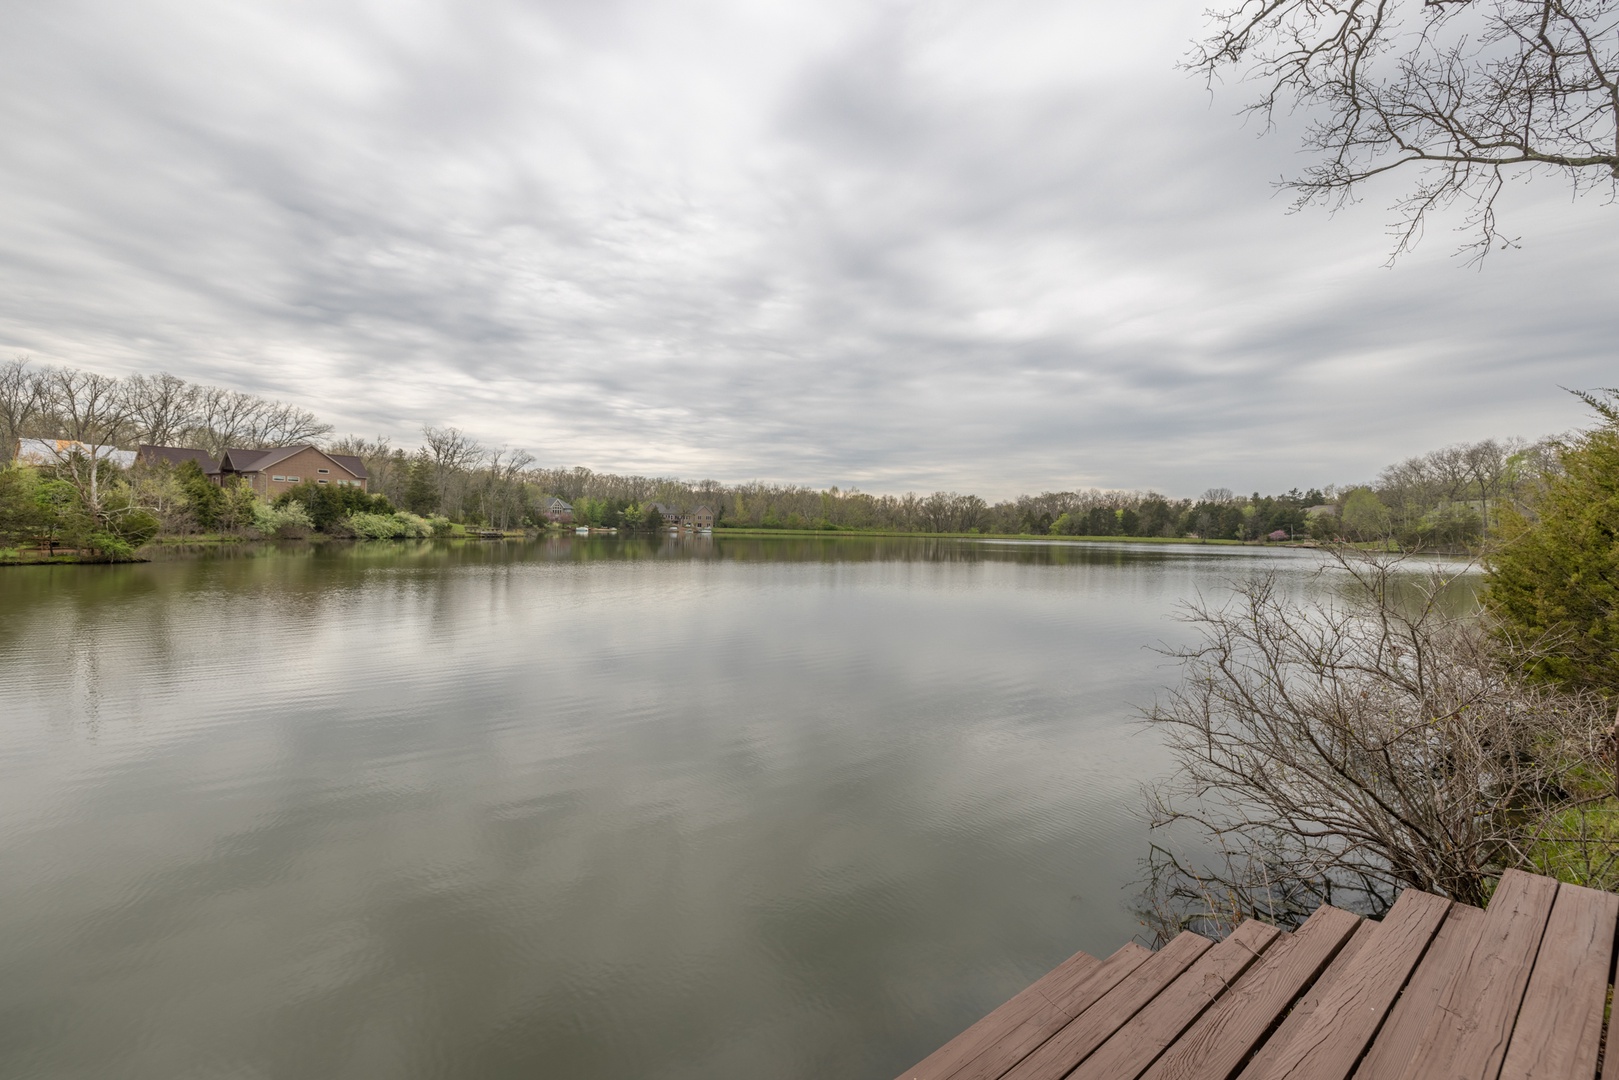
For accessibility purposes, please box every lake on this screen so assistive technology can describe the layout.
[0,536,1414,1079]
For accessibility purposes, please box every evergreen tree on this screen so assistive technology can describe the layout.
[176,460,225,531]
[1486,391,1619,694]
[405,454,437,516]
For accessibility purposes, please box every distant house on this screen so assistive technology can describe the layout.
[687,505,715,529]
[649,502,682,528]
[216,445,367,498]
[137,444,221,475]
[541,496,574,524]
[1306,504,1339,519]
[15,438,137,468]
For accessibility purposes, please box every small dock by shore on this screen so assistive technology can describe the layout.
[898,868,1615,1080]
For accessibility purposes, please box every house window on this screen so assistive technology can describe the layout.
[318,468,329,474]
[273,475,286,482]
[317,479,328,484]
[286,475,301,482]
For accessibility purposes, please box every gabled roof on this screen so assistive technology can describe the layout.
[219,447,272,472]
[138,444,220,474]
[328,454,367,480]
[218,445,365,479]
[224,445,307,473]
[544,496,572,510]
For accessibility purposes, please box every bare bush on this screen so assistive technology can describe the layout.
[1143,549,1616,938]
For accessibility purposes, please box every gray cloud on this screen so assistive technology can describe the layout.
[1,0,1613,498]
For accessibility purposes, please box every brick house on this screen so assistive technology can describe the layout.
[650,502,682,528]
[216,445,368,498]
[687,505,715,529]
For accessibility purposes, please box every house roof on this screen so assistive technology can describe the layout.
[138,444,220,474]
[328,454,367,480]
[16,438,137,469]
[544,497,572,510]
[219,447,272,472]
[219,445,365,479]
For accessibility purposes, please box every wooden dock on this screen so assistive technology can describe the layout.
[897,869,1619,1080]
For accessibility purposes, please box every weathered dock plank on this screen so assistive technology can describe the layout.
[899,869,1618,1080]
[1396,869,1559,1080]
[1062,918,1279,1080]
[1240,889,1449,1080]
[996,932,1214,1080]
[1498,882,1619,1080]
[896,942,1147,1080]
[1142,903,1361,1080]
[896,948,1102,1080]
[1351,902,1484,1080]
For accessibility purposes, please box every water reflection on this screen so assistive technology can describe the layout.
[0,538,1474,1079]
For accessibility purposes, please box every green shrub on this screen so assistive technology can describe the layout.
[1486,390,1619,693]
[346,511,432,538]
[175,460,226,530]
[274,481,394,532]
[251,500,315,538]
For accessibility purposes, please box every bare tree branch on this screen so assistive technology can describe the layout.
[1141,547,1616,937]
[1193,1,1619,259]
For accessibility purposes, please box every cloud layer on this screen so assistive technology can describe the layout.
[1,0,1613,497]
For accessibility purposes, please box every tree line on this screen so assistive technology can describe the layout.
[0,356,1565,551]
[0,357,331,461]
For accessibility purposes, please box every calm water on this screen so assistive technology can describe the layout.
[0,536,1402,1079]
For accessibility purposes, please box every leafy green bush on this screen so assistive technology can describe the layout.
[274,481,395,532]
[94,493,160,555]
[175,460,226,531]
[251,500,315,538]
[346,511,432,538]
[0,466,46,547]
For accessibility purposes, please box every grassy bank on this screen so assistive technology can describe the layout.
[1,548,149,565]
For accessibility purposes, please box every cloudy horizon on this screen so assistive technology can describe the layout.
[2,1,1614,500]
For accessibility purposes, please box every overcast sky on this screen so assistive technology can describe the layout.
[1,1,1613,498]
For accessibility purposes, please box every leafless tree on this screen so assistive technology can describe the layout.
[190,387,266,455]
[1193,1,1619,259]
[42,368,137,514]
[422,426,484,517]
[185,385,331,455]
[124,372,199,447]
[0,356,45,464]
[919,491,957,532]
[1143,549,1616,937]
[477,447,535,530]
[249,399,331,448]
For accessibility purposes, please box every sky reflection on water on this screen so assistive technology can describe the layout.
[0,537,1473,1079]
